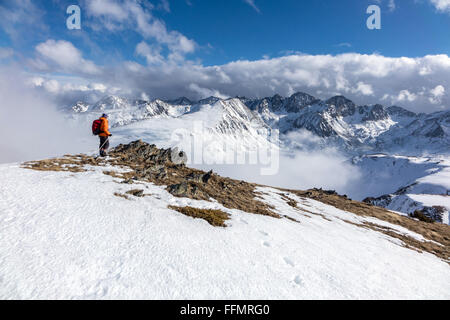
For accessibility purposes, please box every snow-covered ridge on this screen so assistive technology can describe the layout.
[68,92,449,155]
[1,141,449,299]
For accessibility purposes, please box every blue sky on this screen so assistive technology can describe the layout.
[2,0,449,65]
[1,0,450,112]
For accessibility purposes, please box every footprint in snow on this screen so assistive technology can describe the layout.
[293,275,303,286]
[259,230,269,236]
[262,241,271,247]
[283,257,295,267]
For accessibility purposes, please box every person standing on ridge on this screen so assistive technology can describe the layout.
[98,113,112,157]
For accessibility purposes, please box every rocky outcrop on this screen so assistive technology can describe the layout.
[111,140,187,165]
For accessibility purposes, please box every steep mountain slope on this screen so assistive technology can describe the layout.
[1,141,449,299]
[242,93,449,155]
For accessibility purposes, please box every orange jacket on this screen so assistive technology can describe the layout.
[99,117,111,137]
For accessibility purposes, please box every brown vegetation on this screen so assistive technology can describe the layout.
[168,205,230,227]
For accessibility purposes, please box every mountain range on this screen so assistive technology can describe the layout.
[67,92,450,224]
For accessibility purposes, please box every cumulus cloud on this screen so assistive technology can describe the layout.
[430,0,450,12]
[26,38,450,113]
[112,53,450,113]
[429,84,445,104]
[136,41,164,65]
[34,40,100,75]
[396,90,417,102]
[84,0,196,58]
[353,82,374,96]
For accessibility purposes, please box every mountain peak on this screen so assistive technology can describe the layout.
[165,97,193,105]
[92,95,130,111]
[387,105,417,118]
[198,96,220,105]
[326,95,356,117]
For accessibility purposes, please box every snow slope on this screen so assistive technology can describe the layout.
[0,162,449,299]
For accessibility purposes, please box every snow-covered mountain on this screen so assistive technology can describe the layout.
[359,155,450,224]
[242,93,449,155]
[1,141,448,299]
[70,92,449,155]
[66,93,450,223]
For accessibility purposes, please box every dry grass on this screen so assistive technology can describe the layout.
[114,192,130,200]
[411,210,436,223]
[22,151,277,218]
[281,194,298,208]
[282,215,301,223]
[125,189,145,197]
[106,147,279,219]
[168,205,230,227]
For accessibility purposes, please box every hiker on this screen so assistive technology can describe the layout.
[97,113,112,156]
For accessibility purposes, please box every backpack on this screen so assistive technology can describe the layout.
[92,119,102,135]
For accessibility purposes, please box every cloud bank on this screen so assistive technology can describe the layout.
[0,66,92,163]
[28,41,450,113]
[3,0,449,114]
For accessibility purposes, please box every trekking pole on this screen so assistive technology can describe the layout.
[99,137,110,156]
[99,137,109,150]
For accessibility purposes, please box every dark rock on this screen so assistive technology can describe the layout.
[111,140,187,165]
[126,189,144,197]
[326,95,356,117]
[362,104,389,122]
[167,182,208,199]
[121,178,134,184]
[202,170,213,183]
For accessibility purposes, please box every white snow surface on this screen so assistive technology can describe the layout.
[0,163,449,299]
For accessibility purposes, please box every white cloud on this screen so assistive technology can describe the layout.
[28,46,450,113]
[353,82,374,96]
[430,84,445,97]
[35,40,100,75]
[85,0,196,58]
[86,0,129,21]
[0,66,91,163]
[396,90,417,102]
[136,41,164,65]
[430,0,450,12]
[188,83,228,100]
[0,0,46,39]
[429,84,445,104]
